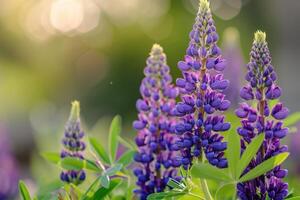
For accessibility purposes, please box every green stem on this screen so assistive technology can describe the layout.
[188,192,205,200]
[200,179,213,200]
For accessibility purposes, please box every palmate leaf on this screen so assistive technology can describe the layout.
[284,112,300,127]
[100,175,110,189]
[236,133,264,179]
[285,197,300,200]
[191,163,231,182]
[19,181,32,200]
[60,157,100,172]
[239,152,289,182]
[226,130,241,179]
[92,179,122,199]
[99,164,123,188]
[105,164,123,176]
[89,137,111,164]
[108,115,122,162]
[81,177,101,200]
[147,191,187,200]
[116,150,136,167]
[41,152,60,164]
[167,179,186,190]
[215,183,235,200]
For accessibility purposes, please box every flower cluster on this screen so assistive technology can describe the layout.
[236,31,289,200]
[60,101,86,185]
[133,44,181,200]
[174,0,230,169]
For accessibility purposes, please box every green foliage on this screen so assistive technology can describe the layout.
[284,112,300,127]
[39,115,132,199]
[41,152,60,164]
[236,133,264,178]
[92,179,122,200]
[116,150,136,167]
[191,163,231,182]
[214,183,235,200]
[89,137,111,164]
[239,152,289,182]
[226,130,240,179]
[190,132,289,199]
[19,181,32,200]
[108,115,122,162]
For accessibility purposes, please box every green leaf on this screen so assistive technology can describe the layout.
[85,159,101,171]
[104,164,123,176]
[89,137,111,164]
[284,112,300,127]
[167,179,186,190]
[226,131,241,179]
[285,197,300,200]
[92,179,122,199]
[236,133,264,179]
[19,181,32,200]
[100,175,110,189]
[60,157,100,172]
[108,115,122,162]
[118,136,137,150]
[147,191,186,200]
[215,183,235,200]
[37,180,64,199]
[239,152,289,182]
[191,163,231,182]
[41,152,60,164]
[116,150,136,167]
[60,157,84,170]
[81,177,101,200]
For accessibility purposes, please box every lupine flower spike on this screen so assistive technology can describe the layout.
[174,0,231,169]
[236,31,289,200]
[60,101,86,185]
[133,44,180,200]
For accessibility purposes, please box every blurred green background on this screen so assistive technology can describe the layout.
[1,0,300,197]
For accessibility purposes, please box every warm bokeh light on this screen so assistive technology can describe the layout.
[50,0,84,33]
[210,0,242,20]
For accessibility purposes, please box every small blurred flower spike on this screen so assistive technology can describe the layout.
[236,31,289,200]
[60,101,86,185]
[222,27,244,107]
[174,0,231,169]
[133,44,180,199]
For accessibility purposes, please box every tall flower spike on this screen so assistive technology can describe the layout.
[236,31,289,200]
[133,44,180,200]
[174,0,231,169]
[60,101,86,185]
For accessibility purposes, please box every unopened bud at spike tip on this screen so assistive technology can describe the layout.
[69,100,80,121]
[254,30,266,43]
[150,43,163,56]
[199,0,210,13]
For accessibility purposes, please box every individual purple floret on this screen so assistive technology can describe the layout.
[133,44,180,200]
[174,0,231,169]
[60,101,86,185]
[236,31,289,200]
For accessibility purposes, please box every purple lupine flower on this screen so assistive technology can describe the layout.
[174,0,231,169]
[60,101,86,185]
[236,31,289,200]
[133,44,180,200]
[0,127,19,199]
[222,27,245,107]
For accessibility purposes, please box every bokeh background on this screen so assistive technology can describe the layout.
[1,0,300,198]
